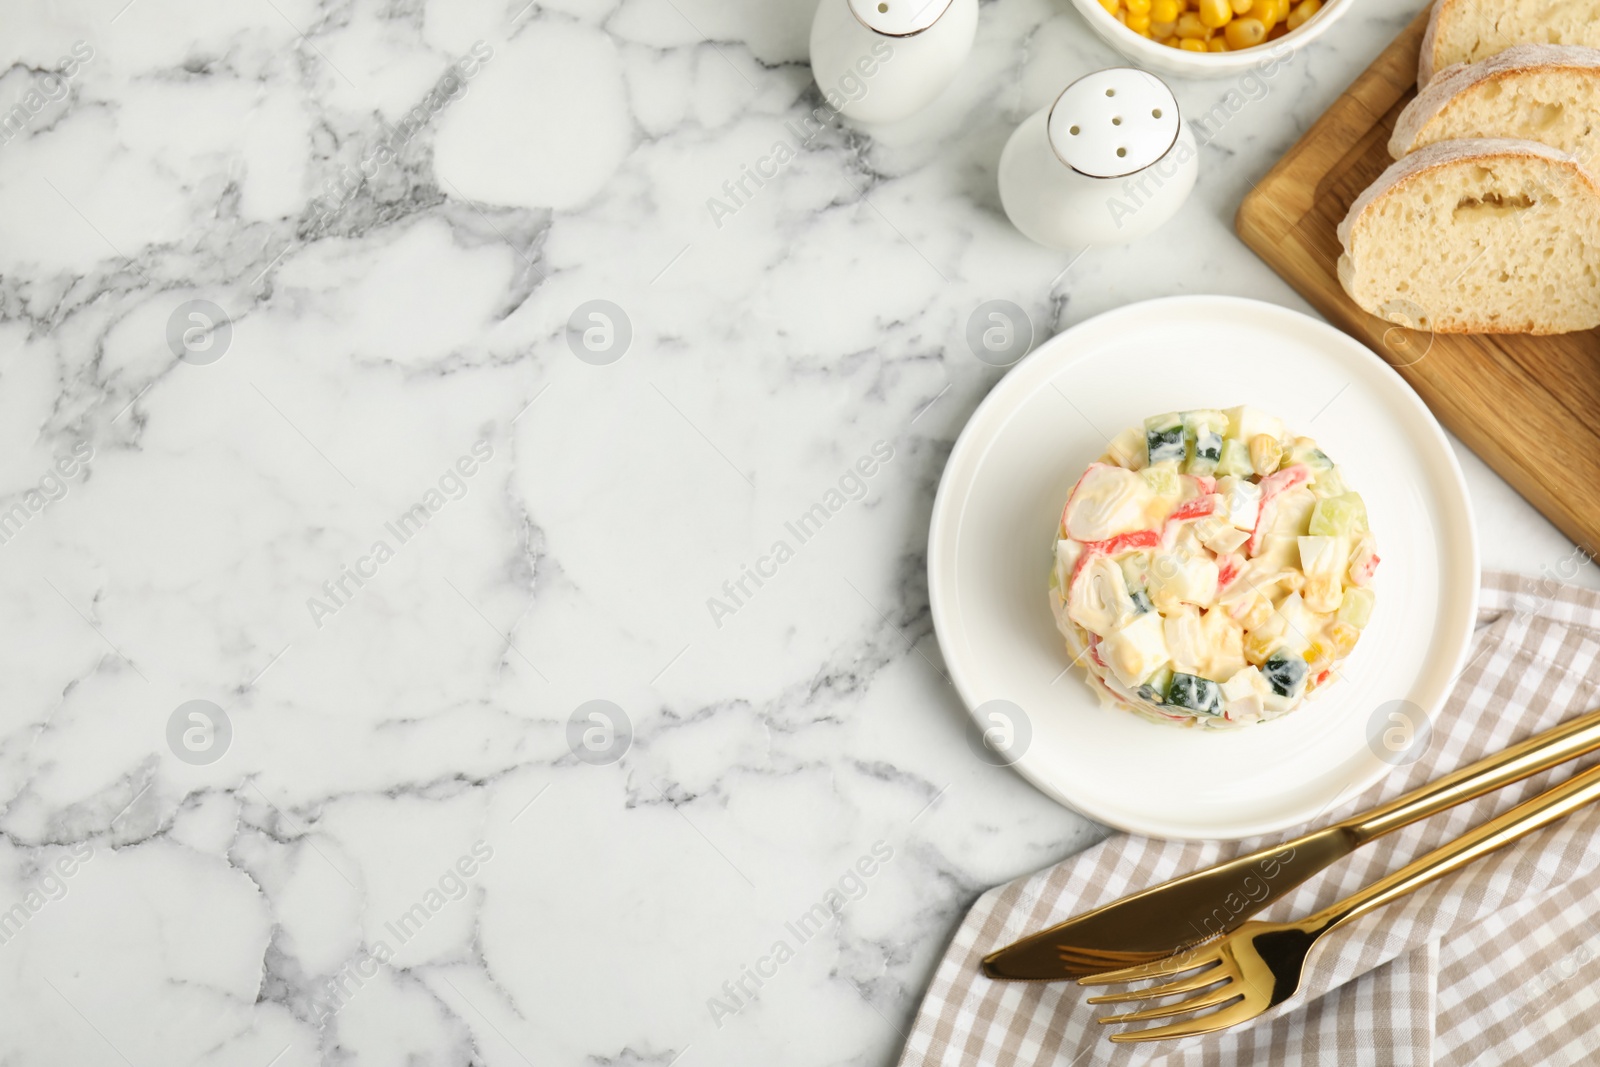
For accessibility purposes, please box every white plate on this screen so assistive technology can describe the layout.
[928,295,1479,840]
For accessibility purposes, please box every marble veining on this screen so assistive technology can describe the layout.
[0,1,1593,1064]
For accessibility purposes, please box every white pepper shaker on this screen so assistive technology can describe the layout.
[809,0,978,124]
[999,68,1198,249]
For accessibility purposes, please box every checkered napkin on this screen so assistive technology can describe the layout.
[900,572,1600,1067]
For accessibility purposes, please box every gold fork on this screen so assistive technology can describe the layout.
[1080,758,1600,1043]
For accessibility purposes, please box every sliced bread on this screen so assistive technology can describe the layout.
[1420,0,1600,86]
[1392,44,1600,163]
[1337,138,1600,334]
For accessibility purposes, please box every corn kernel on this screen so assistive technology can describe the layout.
[1230,0,1253,11]
[1330,622,1360,656]
[1249,434,1282,476]
[1128,12,1152,31]
[1286,0,1321,30]
[1239,595,1274,632]
[1207,35,1229,50]
[1273,0,1291,19]
[1151,0,1181,23]
[1243,629,1277,665]
[1151,19,1177,37]
[1302,641,1332,672]
[1098,0,1120,14]
[1224,16,1266,47]
[1115,9,1127,22]
[1303,575,1343,614]
[1176,11,1207,37]
[1247,0,1279,29]
[1127,0,1153,13]
[1199,0,1233,28]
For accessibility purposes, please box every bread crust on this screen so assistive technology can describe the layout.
[1417,0,1454,88]
[1337,138,1600,334]
[1391,44,1600,160]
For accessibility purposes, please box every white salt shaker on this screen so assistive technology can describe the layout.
[999,68,1198,249]
[809,0,978,124]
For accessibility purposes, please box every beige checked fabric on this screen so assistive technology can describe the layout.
[900,572,1600,1067]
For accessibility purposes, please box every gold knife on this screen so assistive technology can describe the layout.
[983,705,1600,981]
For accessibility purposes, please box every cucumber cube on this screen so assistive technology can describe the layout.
[1183,410,1228,433]
[1337,586,1375,629]
[1309,492,1368,538]
[1287,442,1334,470]
[1166,671,1222,714]
[1181,410,1227,475]
[1141,463,1182,499]
[1312,465,1349,497]
[1145,413,1185,465]
[1186,433,1223,476]
[1135,665,1174,705]
[1262,651,1308,698]
[1215,437,1253,478]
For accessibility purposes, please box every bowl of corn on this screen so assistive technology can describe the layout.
[1069,0,1351,79]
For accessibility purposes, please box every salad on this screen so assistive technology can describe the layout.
[1049,406,1378,727]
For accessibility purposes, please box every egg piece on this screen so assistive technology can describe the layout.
[1221,665,1273,722]
[1202,523,1250,555]
[1100,611,1170,689]
[1226,405,1286,445]
[1216,476,1262,530]
[1200,607,1246,681]
[1104,426,1148,470]
[1269,485,1317,538]
[1147,550,1219,612]
[1163,604,1205,675]
[1298,535,1350,613]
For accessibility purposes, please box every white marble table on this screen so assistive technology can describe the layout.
[0,1,1593,1064]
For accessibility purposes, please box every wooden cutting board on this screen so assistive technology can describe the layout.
[1236,8,1600,560]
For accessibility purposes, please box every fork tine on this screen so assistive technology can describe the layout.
[1084,963,1228,1004]
[1076,943,1222,986]
[1095,980,1241,1024]
[1107,995,1267,1043]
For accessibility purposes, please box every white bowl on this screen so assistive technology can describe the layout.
[1067,0,1354,80]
